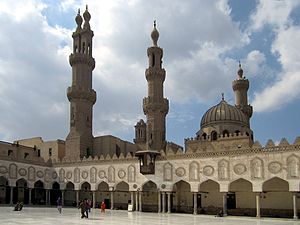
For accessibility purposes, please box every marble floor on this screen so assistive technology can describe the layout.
[0,206,299,225]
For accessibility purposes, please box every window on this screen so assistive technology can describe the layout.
[24,153,29,159]
[8,150,13,156]
[49,148,52,157]
[116,145,121,157]
[211,131,217,141]
[37,149,41,157]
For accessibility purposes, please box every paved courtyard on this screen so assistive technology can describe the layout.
[0,206,300,225]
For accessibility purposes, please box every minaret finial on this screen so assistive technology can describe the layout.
[78,8,80,14]
[86,4,88,10]
[154,20,156,28]
[237,60,243,78]
[83,5,91,30]
[151,20,159,46]
[221,93,224,101]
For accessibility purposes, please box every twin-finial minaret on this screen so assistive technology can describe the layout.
[65,6,96,159]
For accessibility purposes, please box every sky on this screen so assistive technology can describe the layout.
[0,0,300,148]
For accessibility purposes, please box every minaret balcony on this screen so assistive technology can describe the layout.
[143,97,169,114]
[67,86,96,104]
[69,53,95,69]
[232,79,249,91]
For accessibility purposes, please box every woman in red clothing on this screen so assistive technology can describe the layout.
[100,200,106,213]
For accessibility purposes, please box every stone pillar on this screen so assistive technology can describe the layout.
[139,191,142,212]
[110,191,114,210]
[46,189,49,205]
[162,192,166,213]
[193,193,198,215]
[61,190,65,206]
[158,192,161,213]
[10,186,14,205]
[293,192,298,220]
[28,188,32,205]
[92,191,96,208]
[76,190,79,207]
[167,192,171,213]
[135,192,139,212]
[130,192,134,210]
[222,192,227,216]
[256,193,261,218]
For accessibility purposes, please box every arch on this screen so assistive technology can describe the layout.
[16,178,28,187]
[14,178,29,204]
[202,133,207,140]
[33,180,45,205]
[172,180,192,213]
[211,131,217,141]
[50,181,61,205]
[222,130,229,137]
[0,176,10,204]
[172,180,191,192]
[234,130,240,136]
[262,177,289,192]
[98,181,109,191]
[115,181,129,192]
[0,176,9,186]
[229,178,253,192]
[65,182,74,190]
[52,181,60,190]
[199,179,222,212]
[199,179,220,192]
[81,182,91,191]
[142,180,157,191]
[64,182,75,206]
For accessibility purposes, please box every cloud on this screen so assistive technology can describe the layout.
[250,0,300,112]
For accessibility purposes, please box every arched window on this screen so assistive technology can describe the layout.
[235,130,240,136]
[222,130,229,137]
[211,131,217,141]
[202,133,207,140]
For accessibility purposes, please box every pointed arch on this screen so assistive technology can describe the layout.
[189,161,199,181]
[115,181,129,192]
[98,181,109,191]
[263,177,289,191]
[65,181,74,190]
[199,179,220,192]
[81,181,91,191]
[172,180,191,192]
[163,162,173,181]
[142,180,158,192]
[108,166,115,183]
[229,178,253,192]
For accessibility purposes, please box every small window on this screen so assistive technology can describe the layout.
[49,148,52,157]
[37,149,41,157]
[24,153,29,159]
[211,131,218,141]
[8,150,13,156]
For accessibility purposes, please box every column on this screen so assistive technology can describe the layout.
[293,193,298,219]
[48,189,51,205]
[162,192,166,213]
[167,192,171,213]
[92,191,96,208]
[110,191,114,210]
[193,193,197,215]
[139,191,142,212]
[10,186,14,205]
[76,190,79,207]
[135,191,139,212]
[45,189,49,205]
[61,190,65,206]
[158,192,161,213]
[256,193,261,218]
[28,188,32,205]
[130,192,134,210]
[222,192,227,216]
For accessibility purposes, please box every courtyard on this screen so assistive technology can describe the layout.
[0,206,299,225]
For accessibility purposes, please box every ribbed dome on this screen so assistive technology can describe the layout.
[201,100,248,128]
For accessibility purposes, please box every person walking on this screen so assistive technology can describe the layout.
[100,200,106,213]
[78,200,87,219]
[56,197,62,214]
[84,199,89,218]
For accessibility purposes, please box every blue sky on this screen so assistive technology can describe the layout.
[0,0,299,148]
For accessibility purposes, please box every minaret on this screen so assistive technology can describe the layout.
[65,6,96,159]
[143,21,169,151]
[232,62,253,122]
[136,21,168,174]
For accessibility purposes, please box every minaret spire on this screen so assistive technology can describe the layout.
[65,7,96,160]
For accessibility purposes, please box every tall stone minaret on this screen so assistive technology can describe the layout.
[65,6,96,159]
[143,21,169,151]
[232,62,253,122]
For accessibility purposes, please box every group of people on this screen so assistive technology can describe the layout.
[13,202,23,211]
[78,199,106,219]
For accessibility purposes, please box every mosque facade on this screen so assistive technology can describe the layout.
[0,7,300,219]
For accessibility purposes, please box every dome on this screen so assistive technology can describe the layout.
[200,99,248,128]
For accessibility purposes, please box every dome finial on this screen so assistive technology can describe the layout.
[221,93,224,101]
[237,60,243,78]
[75,8,83,31]
[83,5,91,30]
[151,20,159,46]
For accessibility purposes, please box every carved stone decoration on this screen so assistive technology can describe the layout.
[9,164,17,179]
[52,172,58,179]
[98,170,106,179]
[128,165,136,183]
[74,168,80,183]
[163,162,173,181]
[66,171,72,179]
[118,169,126,179]
[28,166,36,181]
[251,157,264,179]
[268,161,282,174]
[36,170,44,178]
[90,167,97,183]
[233,164,247,175]
[161,184,166,189]
[287,155,300,178]
[203,166,214,176]
[44,169,51,182]
[59,168,65,182]
[0,166,8,174]
[218,159,229,180]
[82,171,88,179]
[108,166,115,183]
[189,161,199,181]
[133,184,138,189]
[18,168,27,177]
[175,167,186,177]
